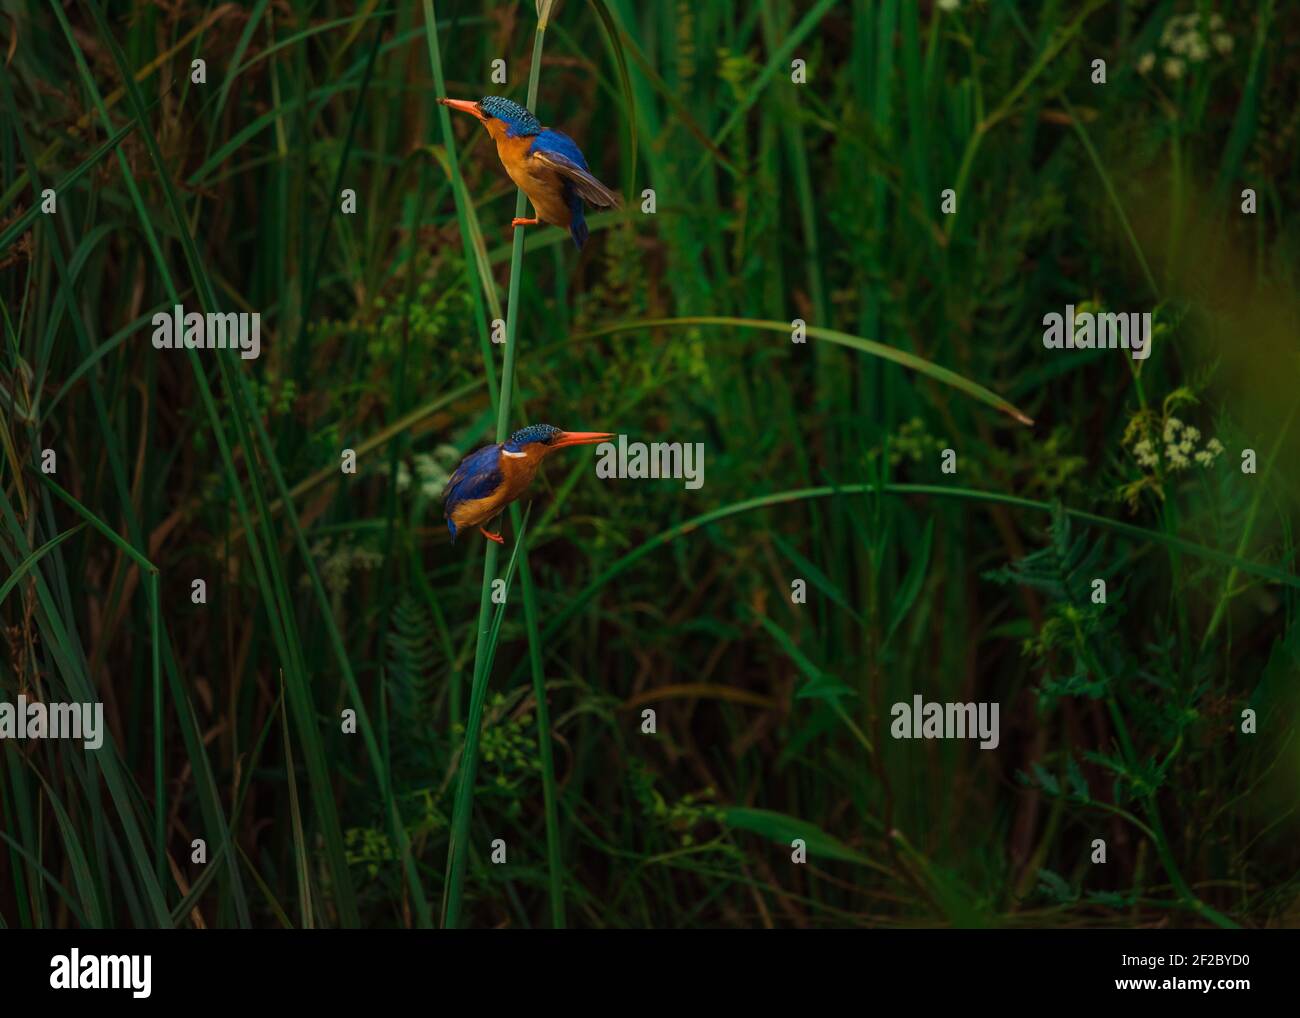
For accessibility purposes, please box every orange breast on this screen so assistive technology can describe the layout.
[490,129,572,228]
[497,448,543,501]
[449,447,543,528]
[449,493,504,529]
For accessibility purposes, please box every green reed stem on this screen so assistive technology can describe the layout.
[438,0,556,929]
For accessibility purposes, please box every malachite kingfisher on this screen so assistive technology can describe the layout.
[437,95,620,249]
[442,424,614,544]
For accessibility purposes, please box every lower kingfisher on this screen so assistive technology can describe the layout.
[438,95,620,249]
[442,424,614,544]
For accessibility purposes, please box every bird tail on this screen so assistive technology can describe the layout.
[570,216,589,250]
[567,188,589,249]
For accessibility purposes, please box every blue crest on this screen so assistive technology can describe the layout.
[504,424,561,451]
[478,96,542,137]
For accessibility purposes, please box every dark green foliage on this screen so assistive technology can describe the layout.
[1,0,1298,930]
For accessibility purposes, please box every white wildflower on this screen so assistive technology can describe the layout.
[1137,52,1156,74]
[354,548,383,570]
[1164,57,1185,80]
[1133,438,1159,468]
[413,454,449,498]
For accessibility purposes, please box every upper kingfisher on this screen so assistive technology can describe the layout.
[438,95,620,249]
[442,423,613,544]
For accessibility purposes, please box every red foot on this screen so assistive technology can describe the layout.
[479,526,506,544]
[511,217,540,228]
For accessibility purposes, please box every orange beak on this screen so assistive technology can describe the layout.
[438,98,487,122]
[549,430,614,451]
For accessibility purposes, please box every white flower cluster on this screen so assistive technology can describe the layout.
[1138,12,1233,80]
[309,539,384,596]
[1132,417,1224,471]
[380,445,461,499]
[414,445,461,498]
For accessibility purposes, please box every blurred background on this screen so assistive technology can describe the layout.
[1,0,1298,928]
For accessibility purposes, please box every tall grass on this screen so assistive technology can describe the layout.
[2,0,1298,930]
[424,0,564,931]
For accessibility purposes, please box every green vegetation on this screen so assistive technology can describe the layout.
[1,0,1297,929]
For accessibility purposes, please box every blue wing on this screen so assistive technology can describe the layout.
[442,444,503,509]
[529,130,620,209]
[530,129,590,168]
